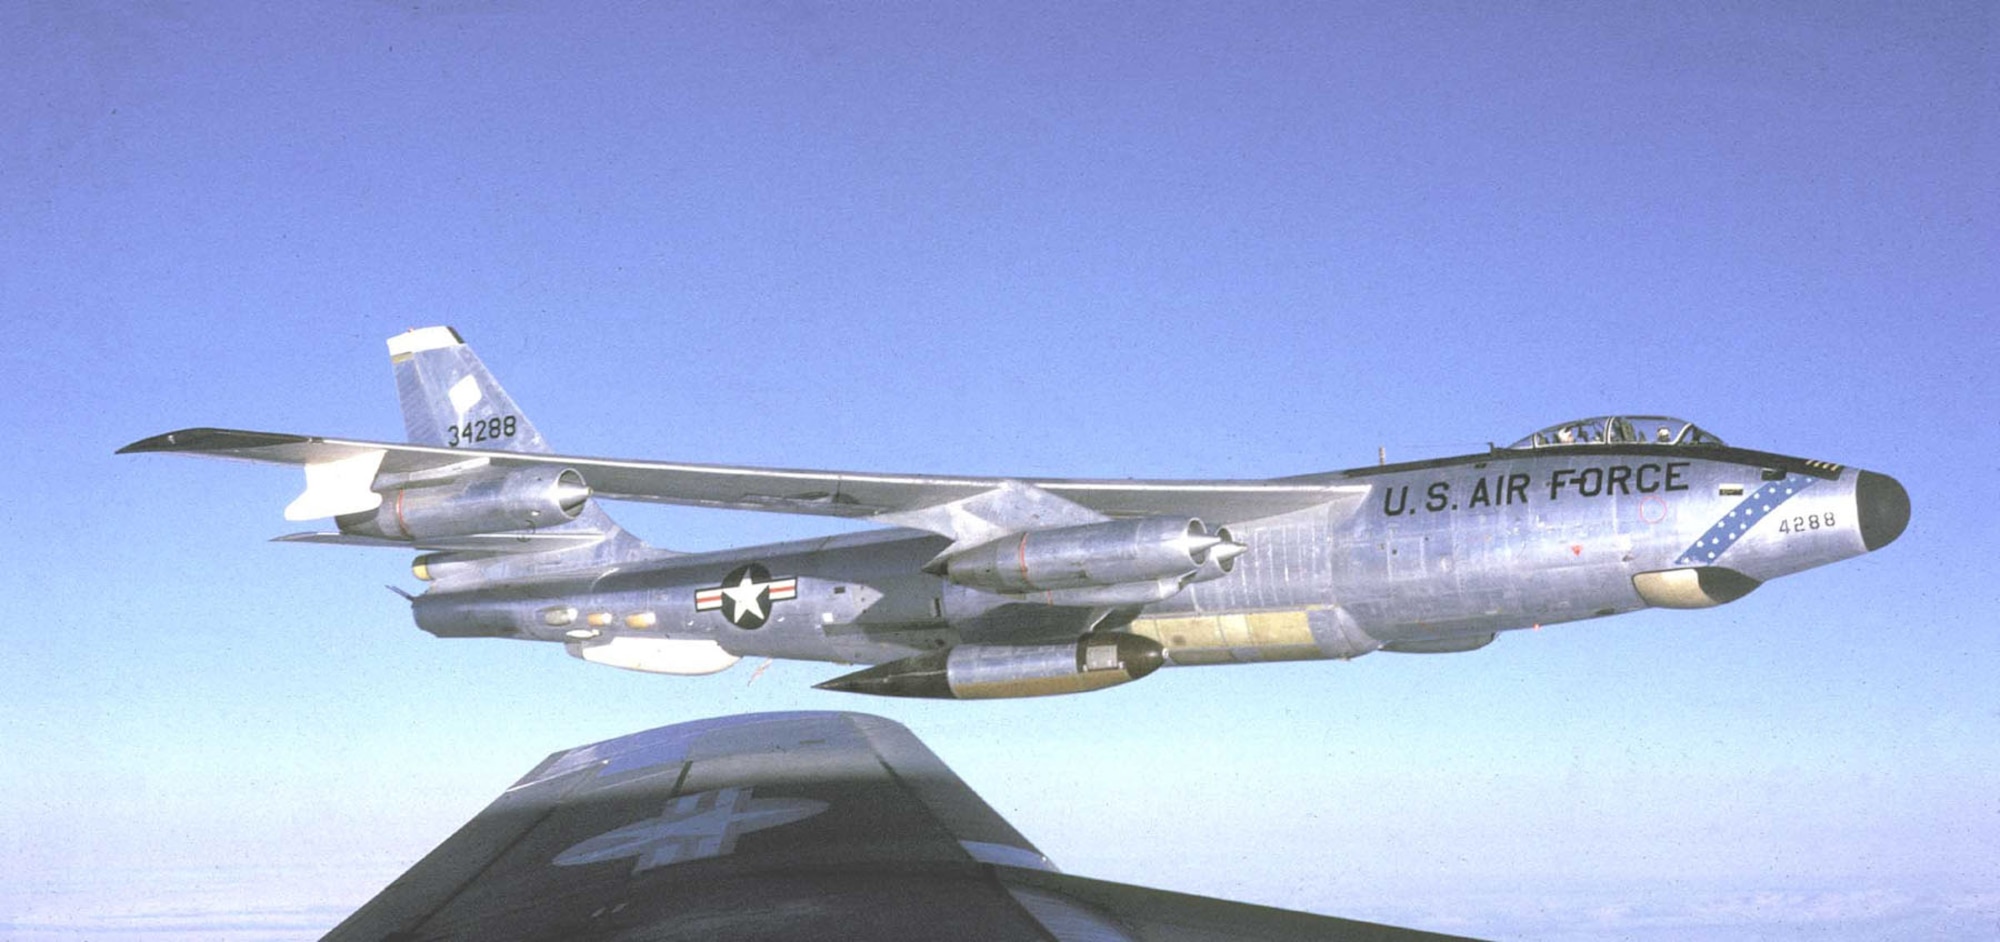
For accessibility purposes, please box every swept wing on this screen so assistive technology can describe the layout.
[119,427,1361,527]
[322,711,1483,941]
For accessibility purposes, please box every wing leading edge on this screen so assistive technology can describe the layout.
[323,711,1486,942]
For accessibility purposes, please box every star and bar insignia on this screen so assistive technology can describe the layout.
[694,563,798,630]
[551,786,828,875]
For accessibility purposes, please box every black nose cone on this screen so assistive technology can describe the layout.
[1856,471,1909,551]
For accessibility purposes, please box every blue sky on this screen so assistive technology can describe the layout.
[3,3,1994,939]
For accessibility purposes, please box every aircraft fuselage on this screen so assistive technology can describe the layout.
[412,440,1907,674]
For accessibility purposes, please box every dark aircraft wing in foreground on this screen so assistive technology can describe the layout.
[323,712,1483,942]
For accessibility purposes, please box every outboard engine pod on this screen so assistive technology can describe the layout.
[339,467,590,541]
[943,517,1221,593]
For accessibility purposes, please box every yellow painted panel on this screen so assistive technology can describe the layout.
[1132,610,1323,664]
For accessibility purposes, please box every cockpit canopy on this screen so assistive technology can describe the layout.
[1506,416,1724,450]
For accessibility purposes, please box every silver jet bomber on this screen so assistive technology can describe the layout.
[121,327,1910,699]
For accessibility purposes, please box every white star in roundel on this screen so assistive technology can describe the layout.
[693,563,799,630]
[722,571,769,621]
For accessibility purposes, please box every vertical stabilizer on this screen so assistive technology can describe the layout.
[383,327,657,571]
[388,327,553,454]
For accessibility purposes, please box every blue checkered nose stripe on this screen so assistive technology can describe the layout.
[1676,475,1819,565]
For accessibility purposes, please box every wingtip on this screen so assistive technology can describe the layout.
[117,429,199,454]
[116,427,313,455]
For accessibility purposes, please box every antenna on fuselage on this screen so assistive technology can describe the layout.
[1378,446,1386,466]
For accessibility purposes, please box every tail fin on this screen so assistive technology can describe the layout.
[384,327,656,570]
[388,326,553,454]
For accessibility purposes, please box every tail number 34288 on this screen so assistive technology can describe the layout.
[448,415,517,447]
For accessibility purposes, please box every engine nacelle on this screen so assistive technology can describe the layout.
[943,517,1223,594]
[1631,566,1761,609]
[339,467,590,541]
[813,633,1166,700]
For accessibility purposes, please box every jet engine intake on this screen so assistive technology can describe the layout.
[1631,566,1761,609]
[814,633,1166,699]
[943,517,1235,594]
[338,467,590,542]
